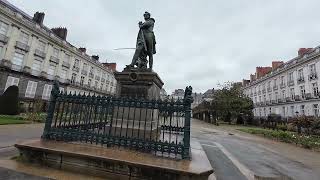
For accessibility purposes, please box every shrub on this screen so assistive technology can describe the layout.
[0,86,19,115]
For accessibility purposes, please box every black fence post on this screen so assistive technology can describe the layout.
[183,86,193,159]
[42,81,60,139]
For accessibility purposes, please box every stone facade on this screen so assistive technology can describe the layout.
[0,1,117,104]
[242,47,320,118]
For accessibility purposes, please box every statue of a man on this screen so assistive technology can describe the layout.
[130,11,156,70]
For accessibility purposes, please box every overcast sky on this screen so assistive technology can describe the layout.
[8,0,320,93]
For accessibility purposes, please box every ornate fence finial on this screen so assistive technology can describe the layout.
[184,86,193,105]
[52,80,60,97]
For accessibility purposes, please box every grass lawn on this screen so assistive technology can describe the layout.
[237,127,320,151]
[0,115,28,125]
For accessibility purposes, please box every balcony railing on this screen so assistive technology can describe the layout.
[50,56,60,64]
[34,49,46,59]
[11,64,23,72]
[287,80,294,86]
[273,86,278,91]
[81,70,87,75]
[0,34,9,44]
[309,73,318,81]
[62,61,71,69]
[72,66,80,72]
[297,77,305,84]
[15,41,30,52]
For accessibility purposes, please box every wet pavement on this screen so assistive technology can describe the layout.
[191,119,320,180]
[0,166,51,180]
[0,121,320,179]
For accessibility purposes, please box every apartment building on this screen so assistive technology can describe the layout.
[242,47,320,118]
[0,1,117,106]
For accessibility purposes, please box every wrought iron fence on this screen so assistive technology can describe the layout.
[42,81,193,159]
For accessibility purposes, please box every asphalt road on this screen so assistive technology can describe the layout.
[191,119,320,180]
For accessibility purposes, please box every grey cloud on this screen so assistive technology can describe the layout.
[9,0,320,93]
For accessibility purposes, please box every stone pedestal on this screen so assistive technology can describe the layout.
[114,68,164,139]
[115,68,164,100]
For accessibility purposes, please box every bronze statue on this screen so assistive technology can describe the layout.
[129,11,156,70]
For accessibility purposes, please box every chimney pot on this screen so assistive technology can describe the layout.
[79,47,86,53]
[92,55,99,61]
[33,12,45,25]
[51,27,68,40]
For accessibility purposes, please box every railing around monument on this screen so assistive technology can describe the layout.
[42,82,193,159]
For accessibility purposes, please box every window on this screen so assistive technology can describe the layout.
[48,64,56,76]
[38,41,46,52]
[268,93,272,101]
[42,84,52,100]
[53,48,59,58]
[4,76,19,91]
[280,76,284,85]
[275,92,278,102]
[290,106,295,117]
[19,31,29,44]
[25,81,37,98]
[95,81,98,88]
[74,59,80,67]
[267,81,271,89]
[282,90,285,100]
[0,21,9,35]
[88,79,91,86]
[12,52,24,66]
[289,72,294,82]
[300,85,306,99]
[80,76,85,86]
[32,59,42,71]
[82,63,88,71]
[290,88,295,99]
[282,107,285,117]
[312,83,319,97]
[71,73,76,84]
[263,95,266,102]
[60,69,67,79]
[300,105,305,115]
[101,83,104,90]
[0,46,3,58]
[90,66,94,74]
[65,54,70,61]
[298,69,304,80]
[273,78,277,87]
[313,104,319,117]
[310,64,316,74]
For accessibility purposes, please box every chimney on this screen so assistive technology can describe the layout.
[51,27,68,40]
[250,74,256,82]
[33,12,45,25]
[91,55,99,61]
[102,62,117,71]
[272,61,284,70]
[79,47,86,53]
[298,48,312,56]
[256,66,272,79]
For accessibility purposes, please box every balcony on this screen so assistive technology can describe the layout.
[47,74,55,80]
[15,41,30,52]
[287,80,294,87]
[308,73,318,81]
[72,66,80,72]
[62,61,71,69]
[285,97,293,102]
[271,100,276,104]
[0,34,9,44]
[50,56,60,64]
[11,63,23,72]
[30,69,41,76]
[267,87,272,92]
[305,93,312,100]
[273,85,278,91]
[297,77,305,84]
[294,95,301,101]
[59,78,70,84]
[81,70,88,75]
[34,49,46,59]
[280,83,286,89]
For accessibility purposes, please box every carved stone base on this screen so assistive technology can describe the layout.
[115,70,164,100]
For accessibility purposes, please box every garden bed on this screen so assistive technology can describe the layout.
[0,115,28,125]
[237,127,320,151]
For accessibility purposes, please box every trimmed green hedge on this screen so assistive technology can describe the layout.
[237,127,320,150]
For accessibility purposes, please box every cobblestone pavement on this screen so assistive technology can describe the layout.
[191,119,320,180]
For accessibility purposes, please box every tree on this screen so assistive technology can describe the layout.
[0,85,19,115]
[212,82,253,124]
